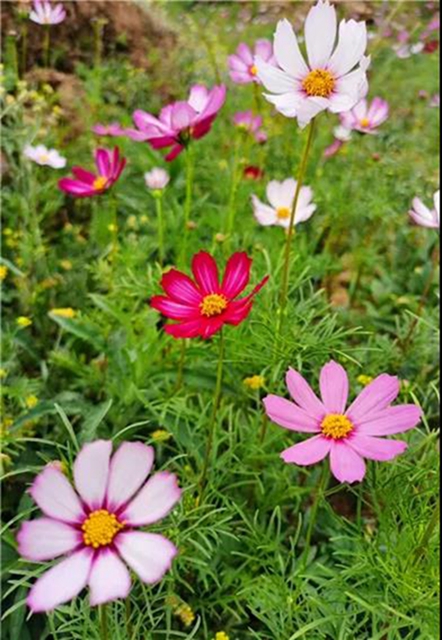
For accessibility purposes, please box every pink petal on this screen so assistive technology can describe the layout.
[286,368,326,420]
[165,144,184,162]
[150,296,199,320]
[170,102,197,131]
[165,318,205,339]
[188,85,210,112]
[221,252,252,299]
[120,471,181,526]
[347,435,407,461]
[236,42,254,66]
[27,548,93,613]
[95,148,112,177]
[105,442,154,512]
[263,395,321,432]
[281,434,332,464]
[89,549,131,606]
[191,251,220,294]
[29,467,85,524]
[357,405,422,436]
[347,374,400,423]
[71,167,96,185]
[319,361,349,414]
[161,269,202,305]
[329,441,366,483]
[73,440,112,511]
[115,532,177,584]
[58,178,95,197]
[17,518,81,561]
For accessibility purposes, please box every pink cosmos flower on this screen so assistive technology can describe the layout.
[228,39,276,84]
[58,147,126,198]
[263,361,422,483]
[340,97,389,134]
[251,179,316,229]
[145,167,170,191]
[409,191,440,229]
[92,123,126,137]
[151,251,269,340]
[323,126,352,158]
[128,85,226,162]
[233,111,267,143]
[17,440,181,612]
[256,1,370,128]
[29,0,66,25]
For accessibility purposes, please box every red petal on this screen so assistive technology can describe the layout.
[221,252,252,299]
[191,251,220,294]
[150,296,198,320]
[161,269,202,305]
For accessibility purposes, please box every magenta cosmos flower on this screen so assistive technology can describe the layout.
[58,147,126,198]
[233,111,267,143]
[127,85,226,162]
[17,440,181,612]
[264,361,422,483]
[29,0,66,25]
[228,40,276,84]
[256,1,370,128]
[151,251,269,340]
[92,122,127,137]
[409,190,440,229]
[340,97,389,134]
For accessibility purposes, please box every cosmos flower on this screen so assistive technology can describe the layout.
[243,165,265,181]
[17,440,181,612]
[151,251,269,339]
[127,85,226,162]
[323,125,352,158]
[264,361,422,483]
[91,123,127,137]
[409,191,440,229]
[340,97,389,134]
[145,168,170,191]
[255,1,370,128]
[58,147,126,198]
[251,178,316,229]
[233,111,267,143]
[24,144,66,168]
[29,0,66,25]
[228,39,276,84]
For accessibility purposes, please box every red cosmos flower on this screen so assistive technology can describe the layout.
[151,251,269,339]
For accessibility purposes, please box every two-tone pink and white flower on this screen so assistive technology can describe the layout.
[255,1,370,128]
[29,0,66,25]
[340,97,389,134]
[24,144,66,168]
[228,40,276,84]
[127,84,226,162]
[233,111,267,143]
[264,361,422,483]
[409,191,440,229]
[251,179,316,229]
[17,440,181,612]
[145,168,170,191]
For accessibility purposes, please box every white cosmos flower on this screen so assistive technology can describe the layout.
[409,191,440,229]
[144,168,170,191]
[24,144,67,168]
[255,0,370,128]
[251,179,316,229]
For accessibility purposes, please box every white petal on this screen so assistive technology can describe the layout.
[73,440,112,511]
[89,550,131,606]
[115,532,177,584]
[17,518,81,561]
[274,19,309,79]
[120,471,181,526]
[266,180,287,208]
[30,467,85,524]
[251,195,277,226]
[263,91,304,118]
[295,203,317,225]
[328,19,368,77]
[255,57,296,94]
[105,442,154,512]
[305,0,337,69]
[280,178,297,208]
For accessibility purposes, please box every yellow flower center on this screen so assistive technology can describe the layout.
[82,509,124,549]
[39,154,50,163]
[302,69,335,98]
[249,65,258,76]
[200,293,228,318]
[321,414,354,440]
[276,206,291,220]
[93,175,108,191]
[360,118,370,128]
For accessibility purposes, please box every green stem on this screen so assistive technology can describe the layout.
[279,119,316,316]
[21,24,28,76]
[226,135,241,237]
[199,331,225,492]
[43,25,50,68]
[100,604,109,640]
[414,498,440,562]
[301,464,329,569]
[175,339,187,392]
[125,597,133,639]
[180,145,195,266]
[155,194,165,266]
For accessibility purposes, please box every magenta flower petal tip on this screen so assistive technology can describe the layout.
[264,361,422,484]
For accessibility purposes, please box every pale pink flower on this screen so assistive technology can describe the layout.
[340,97,389,134]
[233,111,267,143]
[145,168,170,191]
[251,179,316,229]
[409,191,440,229]
[29,0,66,25]
[17,440,181,612]
[92,123,127,137]
[24,144,66,168]
[323,125,352,158]
[228,39,276,84]
[264,361,422,483]
[255,1,370,128]
[429,93,440,108]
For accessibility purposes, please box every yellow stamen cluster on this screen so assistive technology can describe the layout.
[302,69,335,98]
[249,65,258,76]
[200,293,228,318]
[82,510,124,549]
[276,206,291,220]
[243,375,265,390]
[321,414,354,440]
[93,175,108,191]
[360,118,370,128]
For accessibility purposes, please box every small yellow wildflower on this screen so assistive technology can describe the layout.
[215,633,230,640]
[175,603,195,628]
[50,308,77,319]
[126,215,138,229]
[0,265,8,281]
[357,375,373,387]
[25,395,39,409]
[243,375,265,391]
[16,316,32,328]
[140,215,149,224]
[2,228,13,236]
[152,429,172,443]
[59,259,73,271]
[0,368,7,379]
[107,223,118,233]
[40,277,59,290]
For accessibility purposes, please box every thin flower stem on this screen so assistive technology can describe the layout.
[100,604,109,640]
[43,25,50,68]
[301,463,330,569]
[180,145,195,266]
[226,135,241,237]
[175,339,187,391]
[199,331,225,492]
[21,23,28,76]
[252,81,262,118]
[414,498,440,562]
[155,194,165,266]
[279,119,316,314]
[125,597,133,639]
